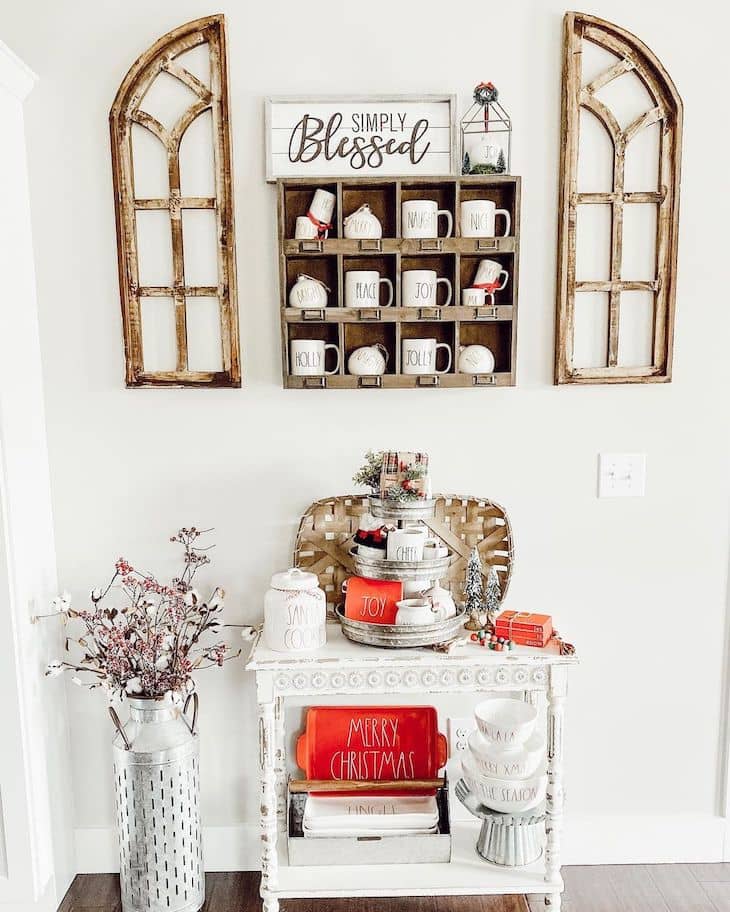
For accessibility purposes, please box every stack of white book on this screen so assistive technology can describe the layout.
[303,794,439,838]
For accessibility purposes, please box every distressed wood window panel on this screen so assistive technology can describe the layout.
[555,12,682,384]
[110,15,240,387]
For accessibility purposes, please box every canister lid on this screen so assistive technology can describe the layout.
[270,567,320,591]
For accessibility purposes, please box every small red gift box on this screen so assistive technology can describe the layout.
[494,611,553,648]
[344,576,403,625]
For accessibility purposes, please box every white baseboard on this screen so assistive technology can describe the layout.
[74,814,728,874]
[74,825,260,874]
[562,814,727,865]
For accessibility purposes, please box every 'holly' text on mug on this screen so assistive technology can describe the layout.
[295,350,322,369]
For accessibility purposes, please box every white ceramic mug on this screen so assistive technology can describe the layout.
[460,199,511,238]
[344,270,394,308]
[401,200,453,239]
[308,188,336,226]
[402,338,452,375]
[423,539,448,560]
[473,258,509,292]
[462,287,486,308]
[294,216,319,240]
[387,526,427,562]
[290,339,340,376]
[401,270,453,308]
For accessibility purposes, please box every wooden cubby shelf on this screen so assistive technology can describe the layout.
[277,176,521,389]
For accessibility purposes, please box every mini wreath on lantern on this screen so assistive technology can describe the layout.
[474,81,499,105]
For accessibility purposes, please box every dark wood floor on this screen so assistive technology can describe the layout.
[59,865,730,912]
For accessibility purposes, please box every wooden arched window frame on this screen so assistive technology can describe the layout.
[110,15,240,387]
[555,12,682,384]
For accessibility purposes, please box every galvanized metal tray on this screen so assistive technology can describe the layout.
[368,496,436,522]
[350,547,452,582]
[336,605,466,649]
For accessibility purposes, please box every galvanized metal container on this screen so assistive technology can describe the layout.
[336,605,466,648]
[111,696,204,912]
[456,778,545,866]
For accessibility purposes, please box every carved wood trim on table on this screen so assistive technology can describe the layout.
[110,15,240,387]
[293,493,514,615]
[555,11,682,385]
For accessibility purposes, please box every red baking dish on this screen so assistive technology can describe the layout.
[296,706,447,796]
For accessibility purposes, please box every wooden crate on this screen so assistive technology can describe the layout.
[277,177,521,389]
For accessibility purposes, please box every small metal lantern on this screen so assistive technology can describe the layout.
[461,82,511,175]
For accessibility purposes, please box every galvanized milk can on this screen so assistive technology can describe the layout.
[110,695,204,912]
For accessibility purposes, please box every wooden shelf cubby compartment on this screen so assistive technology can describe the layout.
[277,176,521,389]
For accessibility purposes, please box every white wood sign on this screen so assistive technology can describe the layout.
[265,95,457,181]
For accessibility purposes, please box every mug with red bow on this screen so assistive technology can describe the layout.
[472,258,509,305]
[295,188,336,240]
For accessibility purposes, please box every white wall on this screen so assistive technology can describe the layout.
[1,0,729,870]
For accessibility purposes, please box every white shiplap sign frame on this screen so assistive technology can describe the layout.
[265,94,457,181]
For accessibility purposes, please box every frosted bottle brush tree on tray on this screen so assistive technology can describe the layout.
[42,526,239,698]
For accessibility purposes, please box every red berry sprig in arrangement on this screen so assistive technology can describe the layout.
[470,630,515,652]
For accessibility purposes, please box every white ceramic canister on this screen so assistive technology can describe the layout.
[264,568,326,653]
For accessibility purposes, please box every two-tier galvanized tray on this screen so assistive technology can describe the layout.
[350,547,452,582]
[336,605,466,649]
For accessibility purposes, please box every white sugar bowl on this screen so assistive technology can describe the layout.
[343,204,383,239]
[264,568,326,653]
[347,343,388,376]
[458,344,495,374]
[395,598,437,626]
[289,274,329,310]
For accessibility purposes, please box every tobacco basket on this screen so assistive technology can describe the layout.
[294,494,514,616]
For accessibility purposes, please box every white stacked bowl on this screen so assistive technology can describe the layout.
[462,698,547,814]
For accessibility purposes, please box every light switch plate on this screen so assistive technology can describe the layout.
[598,453,646,498]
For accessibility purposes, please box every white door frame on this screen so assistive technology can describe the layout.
[0,38,75,911]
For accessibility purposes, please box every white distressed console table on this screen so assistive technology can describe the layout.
[246,622,577,912]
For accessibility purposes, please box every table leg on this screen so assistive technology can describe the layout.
[258,700,279,912]
[545,667,567,910]
[274,696,287,821]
